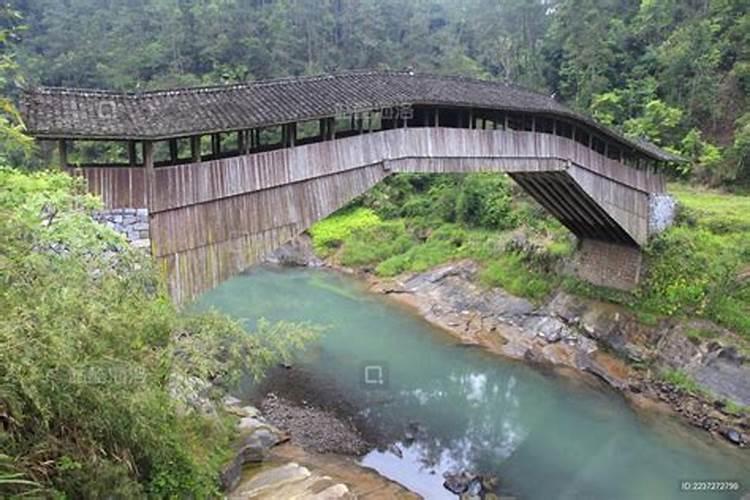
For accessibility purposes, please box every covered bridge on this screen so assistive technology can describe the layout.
[20,70,678,302]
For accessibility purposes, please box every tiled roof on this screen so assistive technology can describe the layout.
[19,70,680,161]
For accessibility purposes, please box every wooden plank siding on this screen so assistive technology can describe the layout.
[69,127,665,302]
[76,128,663,210]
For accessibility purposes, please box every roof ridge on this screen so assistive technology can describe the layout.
[26,69,408,98]
[24,69,552,101]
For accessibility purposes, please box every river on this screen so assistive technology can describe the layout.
[196,266,749,500]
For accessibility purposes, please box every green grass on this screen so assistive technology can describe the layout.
[309,208,568,302]
[659,369,705,395]
[562,184,750,339]
[633,185,750,338]
[670,183,750,234]
[309,207,382,256]
[685,327,719,343]
[339,219,415,267]
[479,253,558,302]
[724,400,750,417]
[310,182,750,339]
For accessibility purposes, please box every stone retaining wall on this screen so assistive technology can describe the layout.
[649,193,677,235]
[94,208,151,250]
[568,239,643,291]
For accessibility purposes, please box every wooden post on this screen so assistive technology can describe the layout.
[58,139,68,169]
[190,136,201,162]
[142,140,155,253]
[212,134,221,157]
[289,123,296,147]
[143,141,155,211]
[128,140,137,166]
[237,130,245,153]
[435,108,440,127]
[504,114,509,130]
[320,119,327,140]
[329,117,336,140]
[168,139,178,163]
[532,116,536,132]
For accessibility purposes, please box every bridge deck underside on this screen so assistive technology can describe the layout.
[73,128,662,302]
[510,171,636,246]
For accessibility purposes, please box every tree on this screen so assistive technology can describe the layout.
[0,6,33,163]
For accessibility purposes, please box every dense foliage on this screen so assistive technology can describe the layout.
[0,167,317,497]
[312,177,750,340]
[10,0,750,185]
[311,173,574,300]
[2,0,747,495]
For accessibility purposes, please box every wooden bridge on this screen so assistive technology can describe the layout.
[21,71,678,302]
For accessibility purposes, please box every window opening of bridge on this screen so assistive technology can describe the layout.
[54,104,667,174]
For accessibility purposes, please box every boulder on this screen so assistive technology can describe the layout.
[692,348,750,407]
[443,471,476,495]
[221,409,288,491]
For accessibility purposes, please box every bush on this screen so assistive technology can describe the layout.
[339,220,414,267]
[638,225,743,320]
[0,167,317,496]
[359,173,523,231]
[374,224,467,276]
[480,253,557,301]
[309,207,381,255]
[455,174,517,229]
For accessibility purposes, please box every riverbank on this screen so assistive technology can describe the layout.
[369,259,749,448]
[221,398,417,498]
[203,262,749,499]
[267,235,749,449]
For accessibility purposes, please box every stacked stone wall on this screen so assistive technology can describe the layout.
[94,208,150,250]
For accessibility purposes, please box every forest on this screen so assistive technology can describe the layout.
[1,0,749,497]
[8,0,750,186]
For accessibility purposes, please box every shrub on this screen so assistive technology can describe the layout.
[480,253,556,301]
[374,224,467,276]
[637,226,737,316]
[309,207,381,255]
[0,167,317,496]
[339,220,414,267]
[455,173,517,229]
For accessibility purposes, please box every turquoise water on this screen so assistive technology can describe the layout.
[196,266,749,500]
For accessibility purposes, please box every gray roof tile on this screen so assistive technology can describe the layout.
[20,70,680,161]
